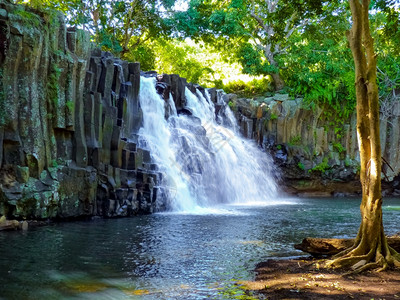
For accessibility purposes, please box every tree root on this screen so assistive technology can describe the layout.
[347,262,378,275]
[325,241,400,274]
[330,234,362,259]
[325,252,372,269]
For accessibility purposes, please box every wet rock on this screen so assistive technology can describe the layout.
[170,74,187,110]
[273,94,289,102]
[16,166,29,183]
[21,221,28,230]
[155,81,169,95]
[177,107,193,116]
[0,217,20,231]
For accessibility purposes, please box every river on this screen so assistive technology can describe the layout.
[1,197,399,299]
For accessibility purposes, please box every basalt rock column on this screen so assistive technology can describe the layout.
[0,2,163,219]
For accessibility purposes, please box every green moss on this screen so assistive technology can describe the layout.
[270,113,278,120]
[333,142,345,153]
[51,159,58,168]
[217,281,258,300]
[228,100,236,111]
[344,158,352,167]
[309,157,330,173]
[47,63,62,107]
[221,77,272,98]
[66,100,75,113]
[334,126,343,139]
[13,8,42,28]
[297,162,305,170]
[288,135,301,146]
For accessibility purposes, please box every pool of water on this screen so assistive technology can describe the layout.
[0,197,399,299]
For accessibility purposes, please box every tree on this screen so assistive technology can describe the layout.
[175,0,326,91]
[21,0,175,60]
[326,0,400,272]
[283,4,356,119]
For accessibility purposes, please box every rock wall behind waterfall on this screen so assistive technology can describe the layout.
[228,94,400,197]
[0,2,179,219]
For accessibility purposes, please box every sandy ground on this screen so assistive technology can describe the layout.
[241,258,400,299]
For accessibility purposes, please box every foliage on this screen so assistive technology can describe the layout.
[51,159,58,168]
[285,38,356,120]
[297,161,305,170]
[153,39,209,83]
[221,78,272,98]
[373,7,400,119]
[279,3,356,120]
[288,136,302,146]
[269,113,278,120]
[124,43,157,71]
[13,7,42,27]
[310,157,330,173]
[173,0,399,120]
[332,142,345,154]
[12,0,400,122]
[175,0,330,90]
[152,39,261,87]
[216,281,258,300]
[66,100,74,113]
[19,0,175,57]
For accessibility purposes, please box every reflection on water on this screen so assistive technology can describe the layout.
[0,197,399,299]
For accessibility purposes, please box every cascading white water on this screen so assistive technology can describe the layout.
[138,76,279,213]
[138,77,197,212]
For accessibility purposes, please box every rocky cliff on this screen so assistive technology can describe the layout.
[228,94,400,197]
[2,2,398,223]
[0,2,193,220]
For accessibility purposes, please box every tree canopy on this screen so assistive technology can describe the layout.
[17,0,400,118]
[19,0,176,60]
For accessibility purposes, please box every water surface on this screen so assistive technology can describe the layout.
[0,197,399,299]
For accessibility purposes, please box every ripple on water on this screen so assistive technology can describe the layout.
[0,197,400,299]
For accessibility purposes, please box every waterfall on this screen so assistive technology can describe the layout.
[138,76,279,213]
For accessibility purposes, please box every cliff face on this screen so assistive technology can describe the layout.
[2,3,398,220]
[0,2,191,219]
[229,94,400,197]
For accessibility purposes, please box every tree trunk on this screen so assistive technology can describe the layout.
[267,54,285,91]
[326,0,400,273]
[271,72,285,91]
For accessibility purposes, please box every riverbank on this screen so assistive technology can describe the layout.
[242,258,400,299]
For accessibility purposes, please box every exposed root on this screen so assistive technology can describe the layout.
[331,232,362,259]
[389,246,400,258]
[325,239,400,274]
[326,244,374,268]
[388,246,400,267]
[330,243,357,259]
[325,253,371,269]
[376,263,388,272]
[346,262,378,275]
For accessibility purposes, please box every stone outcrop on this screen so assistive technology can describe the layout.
[228,94,400,197]
[4,2,399,222]
[0,2,188,219]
